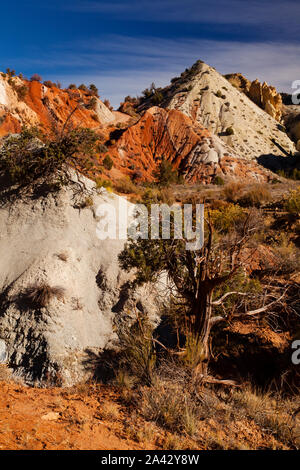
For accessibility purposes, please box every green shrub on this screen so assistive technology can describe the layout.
[86,97,97,111]
[113,177,141,194]
[225,127,234,135]
[151,91,163,105]
[96,178,112,190]
[153,158,182,186]
[102,155,114,170]
[284,187,300,216]
[216,90,226,99]
[15,84,28,100]
[210,203,244,233]
[6,68,15,78]
[213,175,225,186]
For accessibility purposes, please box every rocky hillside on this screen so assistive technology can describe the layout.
[0,73,128,137]
[108,106,273,184]
[135,61,295,163]
[0,62,297,187]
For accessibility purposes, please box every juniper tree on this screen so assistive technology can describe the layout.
[119,209,289,376]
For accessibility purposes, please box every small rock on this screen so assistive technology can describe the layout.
[0,340,7,364]
[41,412,60,421]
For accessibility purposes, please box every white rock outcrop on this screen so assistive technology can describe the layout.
[165,62,295,161]
[0,173,159,385]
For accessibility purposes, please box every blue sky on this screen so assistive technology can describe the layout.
[1,0,300,107]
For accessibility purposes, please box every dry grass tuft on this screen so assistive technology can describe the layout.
[223,181,245,202]
[22,283,65,308]
[239,183,272,207]
[56,252,68,262]
[100,402,120,421]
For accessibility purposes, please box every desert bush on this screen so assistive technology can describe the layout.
[113,369,136,389]
[103,99,113,111]
[156,187,175,205]
[216,90,226,99]
[153,158,182,186]
[210,203,244,233]
[239,183,272,207]
[78,84,88,92]
[96,178,112,190]
[223,181,244,202]
[0,126,98,189]
[100,402,120,421]
[131,169,143,181]
[102,154,114,170]
[182,333,206,369]
[271,236,300,274]
[139,379,198,436]
[152,91,163,105]
[213,175,225,186]
[98,143,108,154]
[78,196,94,208]
[231,387,299,448]
[113,177,142,195]
[118,319,156,385]
[68,84,76,90]
[43,80,54,88]
[86,97,97,111]
[284,187,300,216]
[89,84,99,97]
[21,283,65,308]
[6,68,15,78]
[30,74,42,82]
[15,85,28,100]
[225,127,234,135]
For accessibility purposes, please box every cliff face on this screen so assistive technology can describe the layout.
[248,79,282,122]
[0,74,121,137]
[225,74,283,122]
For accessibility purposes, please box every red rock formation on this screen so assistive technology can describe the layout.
[0,74,119,137]
[0,70,278,185]
[108,106,272,184]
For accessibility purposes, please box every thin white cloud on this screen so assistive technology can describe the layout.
[42,36,300,107]
[62,0,300,29]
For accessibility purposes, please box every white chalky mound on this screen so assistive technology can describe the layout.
[0,172,159,385]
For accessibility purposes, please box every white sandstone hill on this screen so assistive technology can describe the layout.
[0,173,159,386]
[138,61,296,162]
